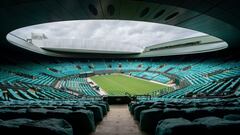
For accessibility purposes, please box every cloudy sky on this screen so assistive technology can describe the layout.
[11,20,207,52]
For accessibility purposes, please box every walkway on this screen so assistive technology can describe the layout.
[90,105,150,135]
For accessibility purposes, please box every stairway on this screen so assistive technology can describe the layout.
[90,105,149,135]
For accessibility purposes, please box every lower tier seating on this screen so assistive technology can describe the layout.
[129,98,240,134]
[0,100,109,135]
[155,116,240,135]
[0,118,73,135]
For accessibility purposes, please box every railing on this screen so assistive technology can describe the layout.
[147,87,175,97]
[81,95,104,101]
[133,94,152,101]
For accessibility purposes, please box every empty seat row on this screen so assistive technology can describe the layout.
[0,118,73,135]
[155,115,240,135]
[0,100,109,135]
[129,98,240,133]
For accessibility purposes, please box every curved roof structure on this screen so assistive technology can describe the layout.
[7,20,212,54]
[1,0,240,57]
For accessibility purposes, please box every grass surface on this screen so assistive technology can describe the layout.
[90,73,168,96]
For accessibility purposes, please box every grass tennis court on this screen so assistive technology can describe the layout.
[90,73,168,96]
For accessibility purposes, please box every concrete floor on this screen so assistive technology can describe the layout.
[90,105,150,135]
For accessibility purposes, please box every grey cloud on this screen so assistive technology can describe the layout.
[11,20,206,50]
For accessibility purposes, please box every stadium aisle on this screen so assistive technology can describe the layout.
[90,105,150,135]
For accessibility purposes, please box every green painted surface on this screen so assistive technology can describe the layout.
[91,74,168,96]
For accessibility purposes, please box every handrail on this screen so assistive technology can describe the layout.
[9,33,31,43]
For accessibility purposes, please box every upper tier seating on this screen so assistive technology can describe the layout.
[0,56,239,97]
